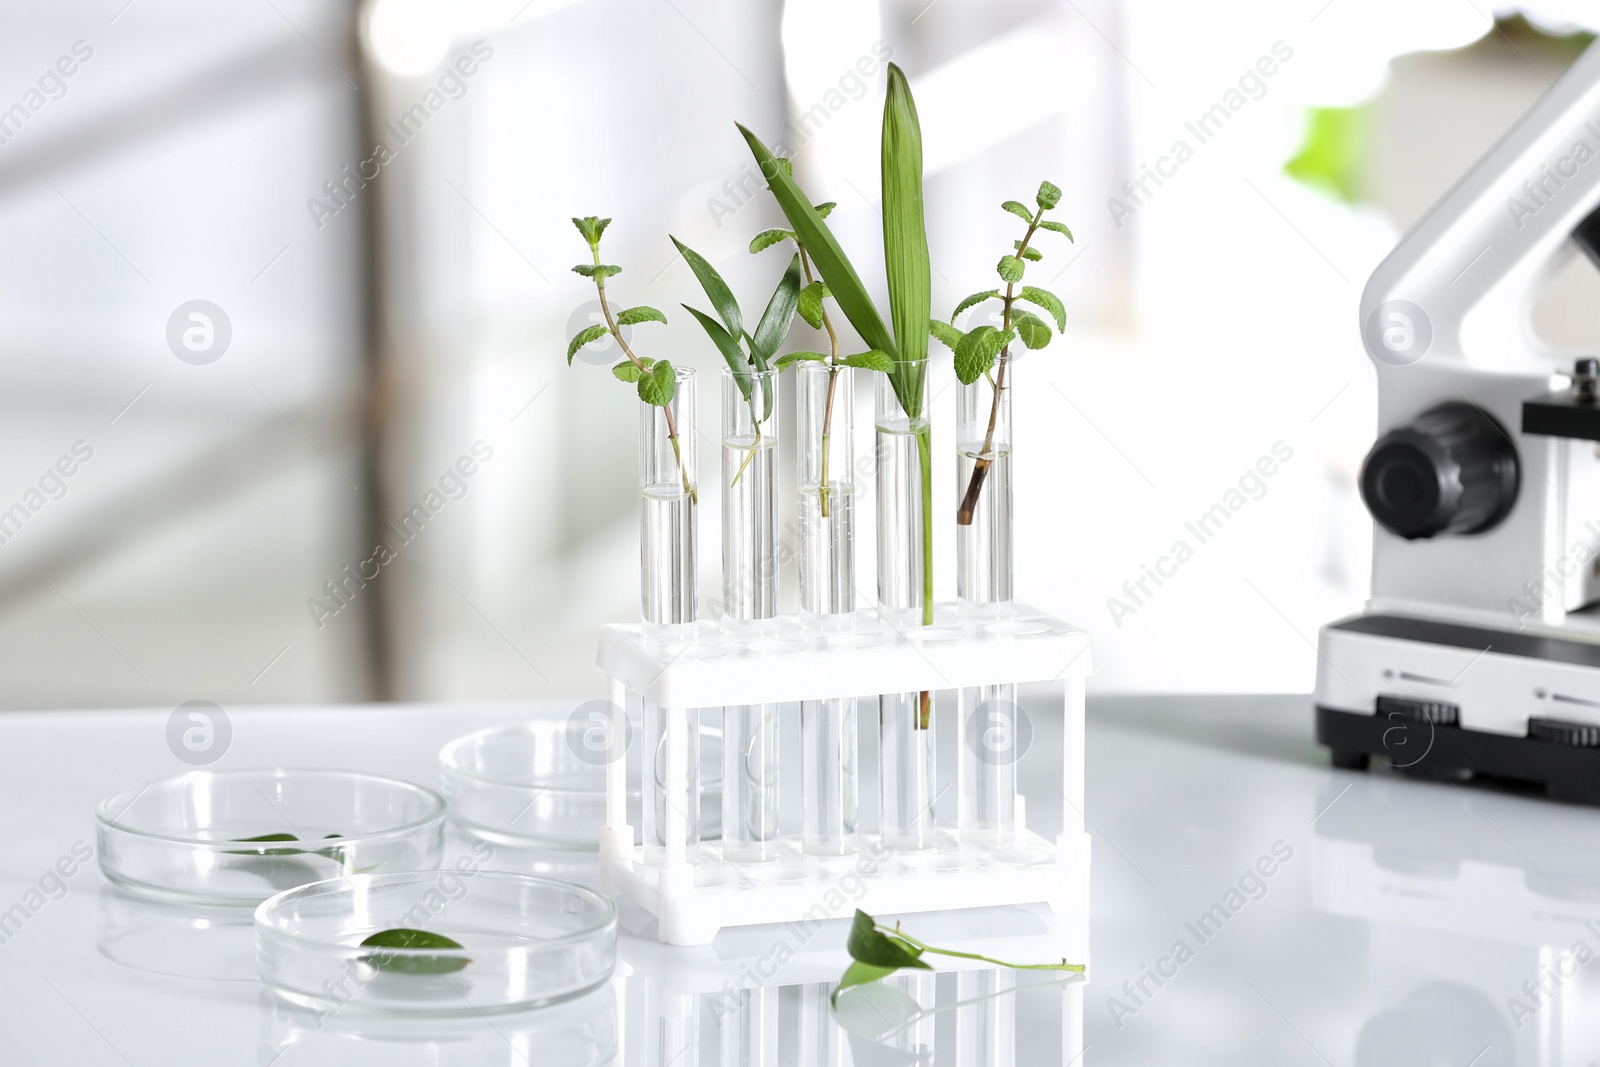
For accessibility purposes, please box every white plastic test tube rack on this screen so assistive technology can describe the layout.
[596,602,1091,945]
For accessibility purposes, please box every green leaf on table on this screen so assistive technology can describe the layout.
[952,289,1001,322]
[1011,309,1053,350]
[1019,286,1066,332]
[845,909,931,970]
[832,908,1086,1009]
[749,228,795,254]
[839,350,894,373]
[571,264,621,280]
[671,236,742,337]
[1038,219,1074,240]
[954,325,1013,385]
[797,281,829,330]
[637,358,678,407]
[567,324,608,364]
[929,319,963,351]
[616,305,667,326]
[1001,200,1033,222]
[1036,180,1062,210]
[832,960,899,1006]
[775,351,828,370]
[359,928,470,976]
[996,255,1024,284]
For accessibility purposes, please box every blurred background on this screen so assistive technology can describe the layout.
[4,0,1600,711]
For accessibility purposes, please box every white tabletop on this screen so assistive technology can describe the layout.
[0,695,1590,1065]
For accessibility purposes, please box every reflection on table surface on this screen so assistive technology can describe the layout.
[1313,776,1600,1067]
[257,968,1084,1066]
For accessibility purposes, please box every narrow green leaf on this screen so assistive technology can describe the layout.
[224,832,303,857]
[840,350,894,373]
[797,281,829,330]
[814,201,836,219]
[832,960,898,1005]
[616,305,667,326]
[881,62,931,420]
[929,319,963,351]
[571,264,621,280]
[846,909,932,970]
[1020,286,1066,331]
[996,255,1025,284]
[1011,309,1052,350]
[1001,200,1033,222]
[750,254,802,372]
[567,324,608,364]
[952,289,1001,322]
[1038,219,1074,240]
[683,304,751,404]
[358,928,470,976]
[572,216,610,249]
[1036,181,1062,209]
[1014,243,1042,262]
[775,351,828,370]
[954,325,1014,385]
[637,359,677,407]
[749,228,795,254]
[737,125,898,361]
[670,236,742,337]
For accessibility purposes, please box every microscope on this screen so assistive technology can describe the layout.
[1315,38,1600,803]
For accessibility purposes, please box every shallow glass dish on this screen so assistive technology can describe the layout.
[439,717,721,848]
[255,872,617,1016]
[96,769,445,906]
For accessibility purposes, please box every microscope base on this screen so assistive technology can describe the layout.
[1317,706,1600,804]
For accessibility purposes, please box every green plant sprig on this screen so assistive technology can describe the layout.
[672,235,802,488]
[833,909,1083,1005]
[932,184,1072,526]
[752,196,892,519]
[737,62,934,639]
[566,216,696,505]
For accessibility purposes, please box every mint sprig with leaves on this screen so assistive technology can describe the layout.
[673,235,802,486]
[567,216,696,504]
[750,185,891,518]
[833,909,1083,1005]
[931,182,1072,525]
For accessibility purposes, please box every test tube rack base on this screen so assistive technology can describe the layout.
[595,603,1091,947]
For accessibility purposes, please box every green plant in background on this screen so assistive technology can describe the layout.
[931,183,1072,524]
[750,181,893,518]
[738,62,934,628]
[672,235,803,485]
[1283,105,1371,204]
[833,909,1083,1004]
[566,216,696,504]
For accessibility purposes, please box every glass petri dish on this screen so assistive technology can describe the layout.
[439,717,722,848]
[255,872,617,1016]
[96,769,445,906]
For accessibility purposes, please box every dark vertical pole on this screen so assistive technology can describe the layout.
[349,0,394,701]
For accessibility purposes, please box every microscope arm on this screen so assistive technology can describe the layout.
[1362,39,1600,369]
